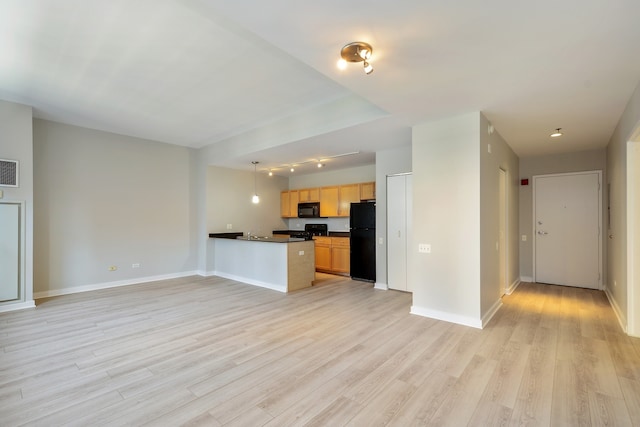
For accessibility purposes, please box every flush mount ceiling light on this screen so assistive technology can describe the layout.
[339,42,374,75]
[251,161,260,204]
[550,128,563,138]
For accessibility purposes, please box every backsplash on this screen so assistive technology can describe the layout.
[285,217,350,232]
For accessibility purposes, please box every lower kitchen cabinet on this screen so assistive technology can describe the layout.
[314,237,332,271]
[314,236,350,275]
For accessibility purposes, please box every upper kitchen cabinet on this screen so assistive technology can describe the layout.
[359,182,376,201]
[299,188,319,203]
[280,190,299,218]
[319,186,339,217]
[338,184,360,217]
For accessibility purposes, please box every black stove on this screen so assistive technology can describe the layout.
[305,223,328,236]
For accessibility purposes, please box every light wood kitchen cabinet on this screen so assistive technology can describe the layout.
[314,237,332,271]
[319,186,339,217]
[280,191,290,217]
[314,236,350,275]
[280,190,299,218]
[299,187,319,203]
[338,184,360,217]
[330,237,350,274]
[289,190,299,217]
[360,182,376,201]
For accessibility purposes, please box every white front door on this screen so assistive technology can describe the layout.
[534,172,601,289]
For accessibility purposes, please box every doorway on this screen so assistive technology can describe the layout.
[533,171,602,289]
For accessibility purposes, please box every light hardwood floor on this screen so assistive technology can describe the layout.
[1,275,640,426]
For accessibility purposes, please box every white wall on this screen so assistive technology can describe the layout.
[33,120,198,297]
[411,113,482,327]
[607,80,640,332]
[519,149,607,281]
[629,139,640,336]
[0,100,34,308]
[375,145,412,288]
[479,113,519,318]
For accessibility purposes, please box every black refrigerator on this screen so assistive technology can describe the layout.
[350,202,376,282]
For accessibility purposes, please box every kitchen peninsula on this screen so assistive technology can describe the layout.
[208,233,315,293]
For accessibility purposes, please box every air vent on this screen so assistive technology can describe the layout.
[0,159,19,187]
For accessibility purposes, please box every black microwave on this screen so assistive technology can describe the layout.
[298,202,321,218]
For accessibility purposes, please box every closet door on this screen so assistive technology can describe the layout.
[387,174,412,291]
[0,202,20,301]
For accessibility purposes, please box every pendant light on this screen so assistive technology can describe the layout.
[251,161,260,204]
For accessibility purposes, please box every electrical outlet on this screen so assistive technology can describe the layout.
[108,266,117,271]
[418,244,431,253]
[522,234,527,242]
[226,223,232,229]
[379,237,383,245]
[132,263,140,268]
[298,250,304,256]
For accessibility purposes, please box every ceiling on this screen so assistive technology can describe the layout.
[1,0,639,176]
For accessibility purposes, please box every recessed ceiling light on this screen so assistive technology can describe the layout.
[550,128,563,138]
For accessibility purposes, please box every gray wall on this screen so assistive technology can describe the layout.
[606,80,640,330]
[375,145,412,288]
[0,100,34,307]
[518,149,607,280]
[33,120,198,296]
[411,113,482,325]
[206,166,288,236]
[479,113,520,316]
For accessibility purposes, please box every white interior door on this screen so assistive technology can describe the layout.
[534,172,601,289]
[0,202,21,301]
[387,174,411,291]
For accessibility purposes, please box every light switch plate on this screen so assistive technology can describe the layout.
[418,244,431,253]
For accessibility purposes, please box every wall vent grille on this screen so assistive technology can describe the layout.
[0,159,19,187]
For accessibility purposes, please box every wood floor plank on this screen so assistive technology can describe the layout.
[1,275,638,426]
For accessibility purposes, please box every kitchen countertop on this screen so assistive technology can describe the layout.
[234,236,305,243]
[273,230,351,238]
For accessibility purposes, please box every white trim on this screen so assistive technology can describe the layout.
[410,305,483,329]
[374,282,388,290]
[506,278,521,295]
[197,270,216,277]
[520,276,534,283]
[605,286,627,334]
[532,171,603,289]
[0,300,35,313]
[212,271,286,293]
[33,271,200,299]
[482,299,503,328]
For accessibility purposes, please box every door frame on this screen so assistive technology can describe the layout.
[532,170,603,289]
[499,168,508,295]
[0,200,26,304]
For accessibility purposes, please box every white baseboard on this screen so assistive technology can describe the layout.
[520,276,534,283]
[33,271,200,300]
[604,287,627,333]
[0,300,36,313]
[197,270,216,277]
[212,271,286,293]
[482,299,503,328]
[506,278,521,295]
[374,282,388,290]
[410,305,483,329]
